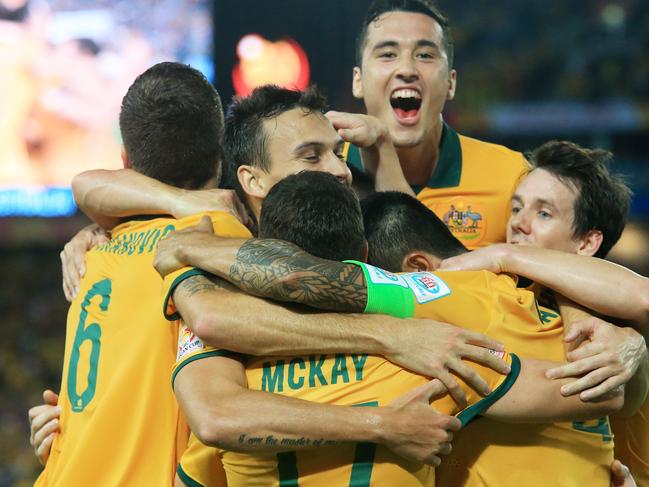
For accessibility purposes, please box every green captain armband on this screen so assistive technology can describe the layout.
[344,261,415,318]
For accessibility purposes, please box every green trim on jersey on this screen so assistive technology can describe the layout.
[176,463,205,487]
[426,123,462,189]
[171,349,245,389]
[163,268,207,321]
[344,260,414,318]
[344,122,463,193]
[456,353,521,427]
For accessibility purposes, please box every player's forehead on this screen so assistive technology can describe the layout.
[263,108,341,159]
[513,168,578,209]
[363,11,444,52]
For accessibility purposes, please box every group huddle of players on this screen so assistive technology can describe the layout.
[27,0,648,486]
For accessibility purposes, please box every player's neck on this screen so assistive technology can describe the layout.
[395,123,443,187]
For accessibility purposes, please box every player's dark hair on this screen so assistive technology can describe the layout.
[361,191,466,272]
[259,171,366,262]
[356,0,454,68]
[528,141,631,258]
[119,62,224,189]
[224,84,327,204]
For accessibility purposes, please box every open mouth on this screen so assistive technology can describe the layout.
[390,88,422,122]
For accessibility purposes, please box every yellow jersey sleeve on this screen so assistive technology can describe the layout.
[346,260,520,425]
[177,433,227,487]
[171,324,245,390]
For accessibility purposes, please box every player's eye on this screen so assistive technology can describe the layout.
[538,210,552,219]
[377,50,397,59]
[303,154,320,163]
[335,152,346,161]
[511,206,521,215]
[416,50,435,60]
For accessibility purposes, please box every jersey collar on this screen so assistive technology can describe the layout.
[413,122,463,194]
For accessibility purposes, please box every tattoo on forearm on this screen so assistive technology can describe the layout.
[178,275,232,298]
[238,433,340,449]
[228,239,367,312]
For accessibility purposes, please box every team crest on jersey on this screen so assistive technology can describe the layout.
[402,272,451,304]
[436,199,487,245]
[177,325,205,361]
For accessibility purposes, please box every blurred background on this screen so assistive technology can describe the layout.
[1,0,648,484]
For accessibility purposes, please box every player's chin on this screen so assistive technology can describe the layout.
[389,127,425,149]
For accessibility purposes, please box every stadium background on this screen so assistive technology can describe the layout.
[1,0,648,484]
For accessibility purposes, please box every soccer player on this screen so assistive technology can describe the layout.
[344,0,529,247]
[32,62,250,486]
[437,141,649,486]
[155,170,623,486]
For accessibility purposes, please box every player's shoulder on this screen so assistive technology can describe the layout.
[457,132,528,168]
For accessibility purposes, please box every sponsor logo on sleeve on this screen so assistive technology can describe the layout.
[177,325,205,362]
[365,264,409,288]
[402,272,451,304]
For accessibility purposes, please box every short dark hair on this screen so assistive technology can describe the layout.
[528,141,631,258]
[259,171,366,262]
[361,191,466,272]
[356,0,454,68]
[119,62,224,189]
[224,84,326,174]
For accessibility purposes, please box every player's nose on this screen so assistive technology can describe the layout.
[510,208,531,235]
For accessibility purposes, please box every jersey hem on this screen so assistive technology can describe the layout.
[177,462,205,487]
[456,353,522,427]
[163,268,207,321]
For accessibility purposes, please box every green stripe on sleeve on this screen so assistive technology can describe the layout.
[176,463,205,487]
[171,349,245,389]
[344,260,415,318]
[456,353,522,427]
[163,268,207,321]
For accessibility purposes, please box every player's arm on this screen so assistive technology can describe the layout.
[173,350,458,466]
[72,168,249,230]
[482,356,625,423]
[440,244,649,336]
[171,274,510,404]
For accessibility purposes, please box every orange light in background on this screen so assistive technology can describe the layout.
[232,34,310,96]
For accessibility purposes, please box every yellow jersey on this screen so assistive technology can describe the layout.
[165,266,519,487]
[409,279,614,487]
[36,211,250,487]
[610,401,649,486]
[344,124,528,249]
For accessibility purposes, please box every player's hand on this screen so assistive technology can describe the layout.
[154,216,215,277]
[325,111,389,148]
[546,317,647,401]
[438,244,510,273]
[386,319,510,408]
[28,390,60,466]
[173,188,251,229]
[61,224,110,301]
[382,379,460,466]
[611,459,637,487]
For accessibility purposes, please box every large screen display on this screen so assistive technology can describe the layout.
[0,0,213,216]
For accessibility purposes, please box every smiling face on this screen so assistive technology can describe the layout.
[507,168,594,254]
[353,11,456,148]
[238,107,352,218]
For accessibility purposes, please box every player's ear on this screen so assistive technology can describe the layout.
[361,241,369,263]
[576,229,603,257]
[352,67,364,99]
[237,165,268,200]
[447,69,457,101]
[121,146,131,169]
[401,251,439,273]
